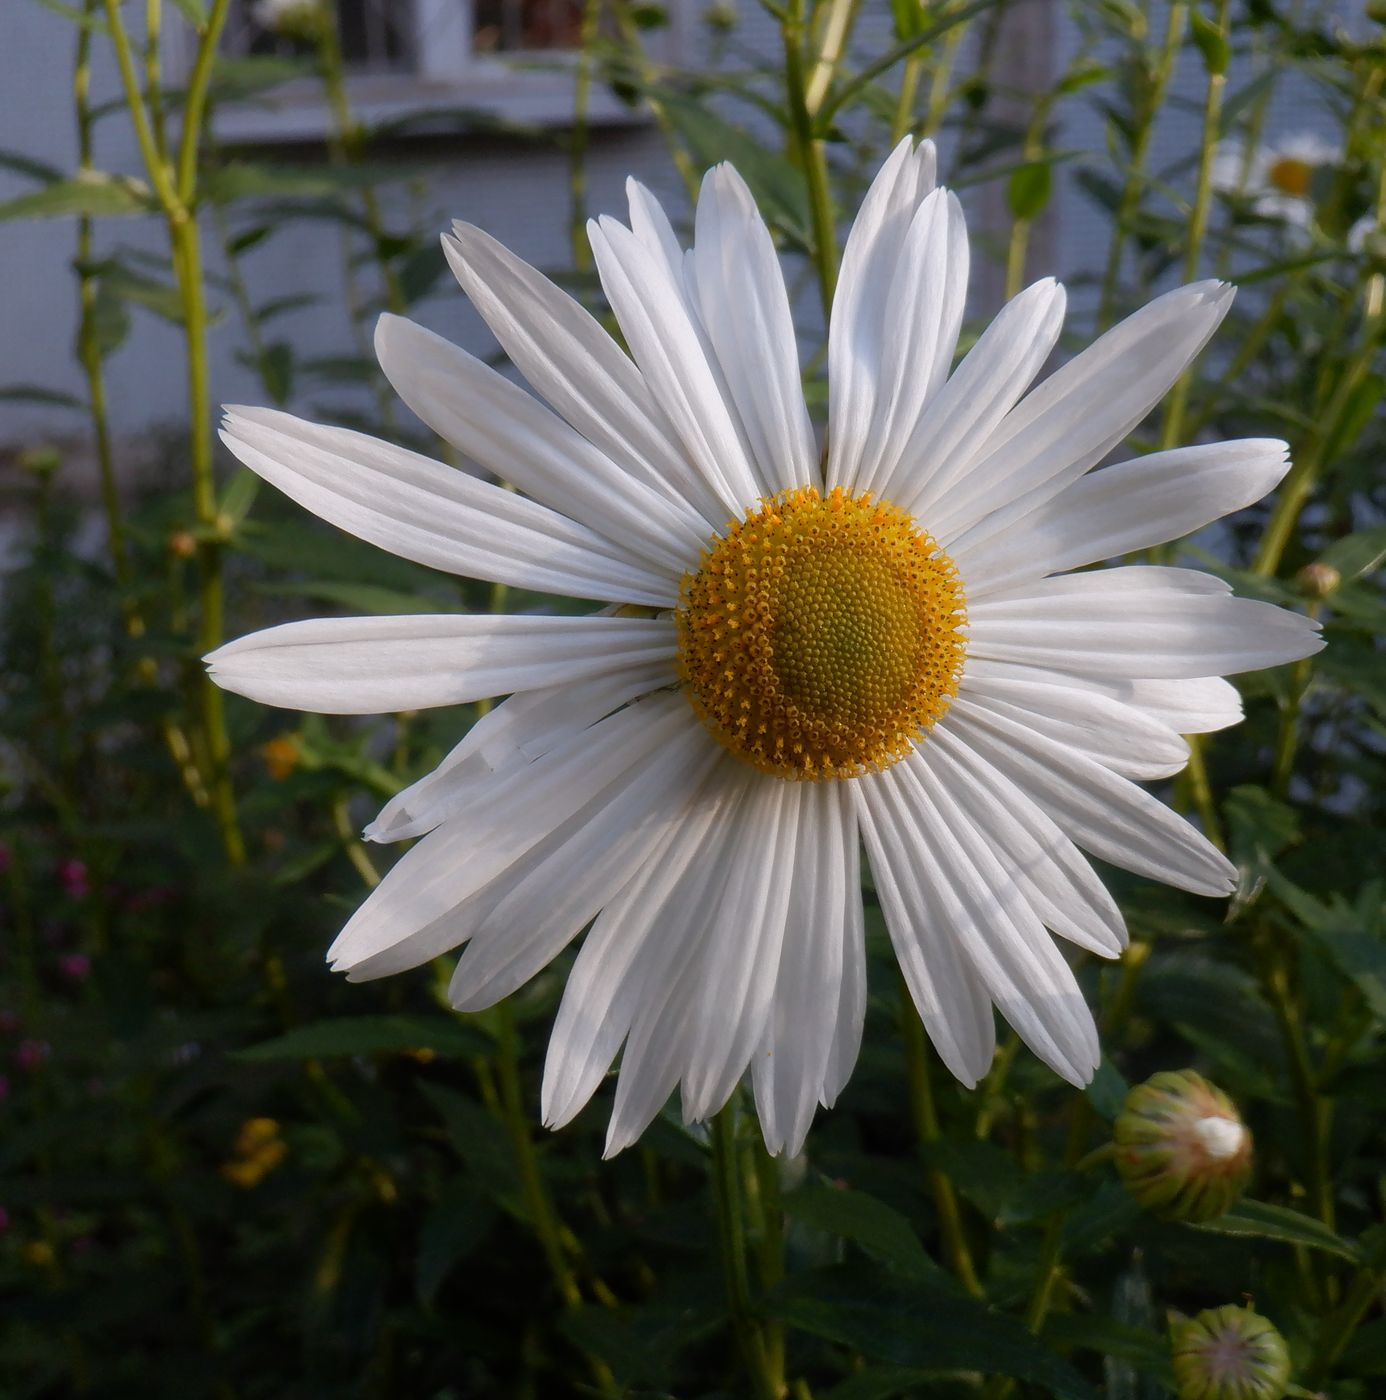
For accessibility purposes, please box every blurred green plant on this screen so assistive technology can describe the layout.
[2,0,1385,1396]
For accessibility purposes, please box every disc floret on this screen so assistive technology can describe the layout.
[677,486,967,780]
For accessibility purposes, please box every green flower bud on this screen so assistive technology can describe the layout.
[1170,1305,1290,1400]
[1114,1070,1251,1222]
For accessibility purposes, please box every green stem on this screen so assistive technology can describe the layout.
[1271,601,1322,797]
[710,1105,780,1400]
[1308,1257,1386,1384]
[494,1002,620,1397]
[784,0,838,322]
[1180,735,1225,849]
[1158,0,1227,452]
[567,0,604,277]
[900,983,983,1295]
[804,0,860,115]
[748,1139,787,1393]
[1095,2,1185,332]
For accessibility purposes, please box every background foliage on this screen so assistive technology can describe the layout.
[2,0,1385,1396]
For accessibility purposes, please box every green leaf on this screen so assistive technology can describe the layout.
[1317,524,1386,586]
[1189,1199,1361,1261]
[218,468,261,527]
[1085,1060,1130,1122]
[767,1267,1100,1399]
[252,580,446,616]
[1189,8,1230,74]
[0,385,85,410]
[0,172,155,221]
[82,259,188,323]
[1042,1314,1173,1382]
[783,1178,944,1282]
[168,0,209,26]
[415,1181,496,1306]
[1007,161,1053,220]
[33,0,111,32]
[203,161,412,204]
[233,1014,493,1062]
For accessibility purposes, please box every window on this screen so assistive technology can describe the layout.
[201,0,674,142]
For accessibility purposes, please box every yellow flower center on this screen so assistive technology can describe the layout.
[676,486,967,780]
[1267,156,1313,197]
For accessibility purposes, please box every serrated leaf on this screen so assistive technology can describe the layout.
[233,1014,493,1062]
[0,172,154,221]
[783,1178,944,1282]
[1190,1199,1361,1261]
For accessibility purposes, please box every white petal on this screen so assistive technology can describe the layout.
[827,137,937,491]
[445,720,722,1010]
[680,778,801,1124]
[957,674,1190,780]
[822,820,866,1109]
[898,278,1067,520]
[967,566,1324,678]
[364,659,673,844]
[893,752,1101,1085]
[944,697,1237,896]
[752,782,856,1156]
[929,726,1126,956]
[327,692,691,975]
[955,439,1292,595]
[374,314,702,573]
[605,772,759,1155]
[855,189,969,498]
[853,769,996,1086]
[963,661,1244,736]
[441,225,722,530]
[926,282,1234,546]
[206,613,676,715]
[541,763,742,1132]
[220,407,675,607]
[689,165,818,495]
[589,214,761,515]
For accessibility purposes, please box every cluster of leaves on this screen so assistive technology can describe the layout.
[1,0,1385,1397]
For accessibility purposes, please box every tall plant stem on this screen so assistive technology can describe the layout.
[899,983,983,1296]
[104,0,240,846]
[710,1105,780,1400]
[804,0,859,115]
[1095,2,1186,332]
[567,0,604,276]
[784,0,838,321]
[494,1002,620,1397]
[1158,0,1228,453]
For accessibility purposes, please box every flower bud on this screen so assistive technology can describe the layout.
[1114,1070,1251,1222]
[1170,1305,1290,1400]
[1295,561,1340,600]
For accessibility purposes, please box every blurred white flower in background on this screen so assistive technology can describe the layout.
[1212,132,1338,227]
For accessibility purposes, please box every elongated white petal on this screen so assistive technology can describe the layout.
[927,282,1234,545]
[963,661,1244,736]
[327,692,690,975]
[753,782,856,1156]
[955,439,1292,594]
[541,764,742,1133]
[855,188,969,498]
[944,698,1237,896]
[606,773,759,1155]
[690,165,818,495]
[374,314,702,572]
[967,566,1323,678]
[445,721,722,1010]
[364,660,673,844]
[207,613,676,715]
[441,225,724,529]
[894,753,1101,1085]
[930,726,1126,956]
[828,137,937,490]
[589,214,761,514]
[679,778,801,1125]
[822,809,866,1108]
[220,407,675,607]
[854,770,996,1086]
[958,675,1190,780]
[898,278,1067,518]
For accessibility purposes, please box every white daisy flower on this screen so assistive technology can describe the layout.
[1212,132,1338,227]
[208,139,1322,1157]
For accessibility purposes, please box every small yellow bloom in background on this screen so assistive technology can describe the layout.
[21,1239,56,1271]
[221,1117,288,1189]
[259,736,301,781]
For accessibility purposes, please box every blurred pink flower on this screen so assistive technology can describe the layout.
[58,953,92,983]
[57,860,89,899]
[16,1040,49,1073]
